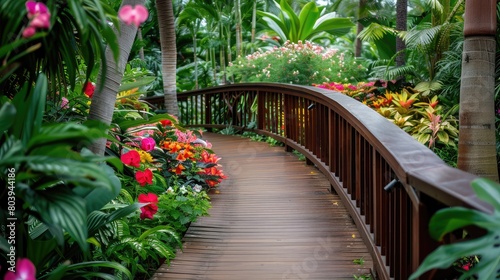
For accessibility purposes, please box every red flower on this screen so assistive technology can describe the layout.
[160,119,172,126]
[83,82,95,98]
[135,168,153,186]
[462,263,470,271]
[138,193,158,220]
[121,150,141,168]
[140,137,156,151]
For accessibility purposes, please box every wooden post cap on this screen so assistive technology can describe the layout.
[463,0,497,36]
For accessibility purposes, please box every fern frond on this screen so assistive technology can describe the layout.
[357,22,396,42]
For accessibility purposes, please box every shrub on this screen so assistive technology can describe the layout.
[227,40,368,85]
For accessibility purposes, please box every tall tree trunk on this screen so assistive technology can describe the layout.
[193,33,199,89]
[157,0,179,116]
[355,0,366,57]
[235,0,242,57]
[88,0,145,156]
[251,0,257,53]
[458,0,499,182]
[395,0,407,67]
[137,28,145,60]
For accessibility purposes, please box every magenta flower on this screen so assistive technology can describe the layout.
[60,97,69,109]
[140,137,156,151]
[118,5,149,27]
[23,0,51,38]
[22,26,36,39]
[4,258,36,280]
[26,0,49,18]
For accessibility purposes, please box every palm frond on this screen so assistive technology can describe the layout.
[400,23,442,48]
[357,22,396,42]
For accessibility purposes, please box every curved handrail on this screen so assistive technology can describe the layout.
[143,83,490,279]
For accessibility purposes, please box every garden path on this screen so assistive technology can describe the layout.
[151,133,373,280]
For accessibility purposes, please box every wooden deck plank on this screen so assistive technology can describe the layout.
[151,133,373,280]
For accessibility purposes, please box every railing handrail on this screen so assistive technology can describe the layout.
[143,83,491,279]
[144,83,488,212]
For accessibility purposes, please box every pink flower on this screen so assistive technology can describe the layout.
[25,1,51,30]
[140,137,156,151]
[138,193,158,220]
[4,258,36,280]
[22,26,36,38]
[60,97,69,109]
[118,5,149,27]
[26,0,49,18]
[135,169,153,186]
[29,13,50,29]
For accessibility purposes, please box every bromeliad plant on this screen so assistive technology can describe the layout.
[315,81,459,150]
[409,178,500,280]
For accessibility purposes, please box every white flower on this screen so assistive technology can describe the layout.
[180,185,187,194]
[166,187,174,194]
[193,184,202,193]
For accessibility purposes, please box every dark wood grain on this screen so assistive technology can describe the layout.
[151,133,373,280]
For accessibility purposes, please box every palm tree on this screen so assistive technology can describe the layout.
[396,0,407,67]
[157,0,179,116]
[457,0,499,181]
[88,0,146,156]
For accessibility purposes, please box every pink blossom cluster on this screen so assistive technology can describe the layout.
[23,0,51,38]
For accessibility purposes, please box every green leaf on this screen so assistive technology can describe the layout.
[279,0,300,42]
[428,207,495,241]
[313,14,354,36]
[258,12,288,43]
[0,102,16,132]
[138,225,179,242]
[409,233,499,280]
[32,188,88,252]
[471,178,500,210]
[118,76,157,92]
[297,2,319,41]
[116,113,177,131]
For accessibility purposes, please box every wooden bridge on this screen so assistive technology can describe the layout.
[144,83,490,279]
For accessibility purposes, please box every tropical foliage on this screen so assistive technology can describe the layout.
[409,178,500,280]
[227,40,368,85]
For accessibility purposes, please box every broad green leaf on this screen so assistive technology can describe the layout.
[258,11,288,43]
[26,237,58,269]
[138,225,179,242]
[471,178,500,210]
[409,232,499,280]
[32,188,88,251]
[73,165,121,213]
[297,2,320,40]
[279,0,300,42]
[0,102,16,132]
[313,15,354,36]
[436,131,449,144]
[118,76,157,92]
[428,207,495,241]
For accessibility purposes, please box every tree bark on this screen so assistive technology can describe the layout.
[395,0,407,67]
[88,0,145,156]
[157,0,179,116]
[235,0,242,57]
[458,36,499,181]
[355,0,366,57]
[457,0,499,182]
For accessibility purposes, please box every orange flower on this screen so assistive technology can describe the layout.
[173,164,185,175]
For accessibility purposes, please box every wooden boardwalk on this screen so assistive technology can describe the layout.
[152,133,373,280]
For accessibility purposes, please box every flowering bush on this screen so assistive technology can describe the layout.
[227,40,368,85]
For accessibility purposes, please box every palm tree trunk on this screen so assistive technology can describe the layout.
[251,0,257,53]
[235,0,242,57]
[355,0,366,57]
[193,33,199,89]
[88,0,145,156]
[395,0,407,67]
[137,28,145,60]
[458,0,499,181]
[157,0,179,116]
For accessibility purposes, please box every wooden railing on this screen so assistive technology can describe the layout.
[143,83,490,280]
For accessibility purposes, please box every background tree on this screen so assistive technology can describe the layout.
[88,0,147,156]
[457,0,499,181]
[157,0,179,115]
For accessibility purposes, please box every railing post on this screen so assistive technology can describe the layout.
[257,91,264,130]
[204,93,212,131]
